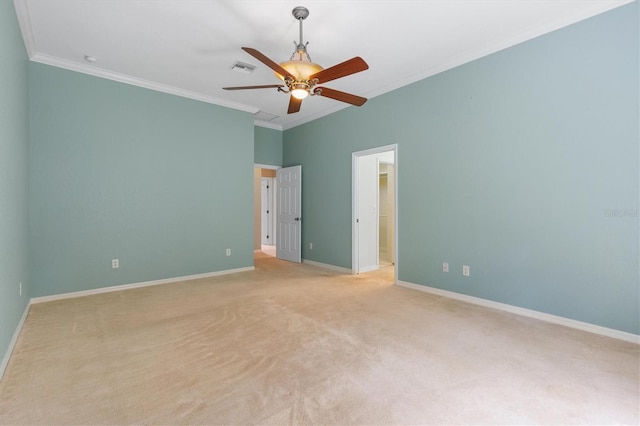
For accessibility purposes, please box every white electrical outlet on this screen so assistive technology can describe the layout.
[463,265,470,276]
[226,248,231,256]
[112,259,119,269]
[442,262,449,272]
[309,242,313,250]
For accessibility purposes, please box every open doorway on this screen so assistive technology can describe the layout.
[254,165,278,258]
[254,164,303,263]
[352,145,398,282]
[378,158,395,267]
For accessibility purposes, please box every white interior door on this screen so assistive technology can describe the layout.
[356,155,380,273]
[277,165,301,263]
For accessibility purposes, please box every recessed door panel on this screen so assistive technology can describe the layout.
[277,165,301,263]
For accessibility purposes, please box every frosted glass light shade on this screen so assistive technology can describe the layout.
[291,88,309,99]
[276,60,323,80]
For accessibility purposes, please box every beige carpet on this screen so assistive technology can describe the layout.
[0,253,638,425]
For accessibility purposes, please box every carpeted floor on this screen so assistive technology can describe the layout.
[0,253,638,425]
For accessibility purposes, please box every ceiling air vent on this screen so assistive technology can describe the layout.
[231,61,256,74]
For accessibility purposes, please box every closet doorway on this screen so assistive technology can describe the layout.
[352,144,397,282]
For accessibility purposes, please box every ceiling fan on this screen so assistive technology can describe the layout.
[223,6,369,114]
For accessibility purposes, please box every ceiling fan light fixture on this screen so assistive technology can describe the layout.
[291,83,309,99]
[276,59,323,81]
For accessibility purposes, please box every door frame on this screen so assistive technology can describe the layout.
[352,144,398,282]
[255,164,280,249]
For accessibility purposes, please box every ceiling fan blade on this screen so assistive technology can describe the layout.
[288,96,302,114]
[223,84,284,90]
[309,57,369,84]
[242,47,296,80]
[314,87,367,106]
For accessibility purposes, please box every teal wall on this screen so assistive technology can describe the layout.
[0,1,30,369]
[284,3,639,334]
[254,126,283,166]
[29,64,255,297]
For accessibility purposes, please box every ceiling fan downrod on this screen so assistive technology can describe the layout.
[291,6,312,62]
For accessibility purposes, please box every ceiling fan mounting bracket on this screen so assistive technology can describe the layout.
[291,6,309,21]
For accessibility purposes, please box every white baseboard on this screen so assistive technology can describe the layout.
[397,280,639,344]
[302,259,353,274]
[1,301,31,381]
[31,266,255,304]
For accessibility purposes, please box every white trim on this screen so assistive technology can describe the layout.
[29,53,259,114]
[281,103,353,131]
[277,2,633,131]
[31,267,255,304]
[302,259,352,274]
[397,280,639,344]
[255,121,284,131]
[13,0,36,58]
[254,164,281,170]
[361,4,629,103]
[14,0,631,133]
[1,301,31,381]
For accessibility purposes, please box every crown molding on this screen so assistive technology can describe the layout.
[13,0,36,58]
[279,0,633,130]
[30,53,260,114]
[15,0,632,131]
[364,0,634,101]
[280,103,352,130]
[254,120,283,131]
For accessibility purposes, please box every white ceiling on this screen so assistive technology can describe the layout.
[15,0,631,130]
